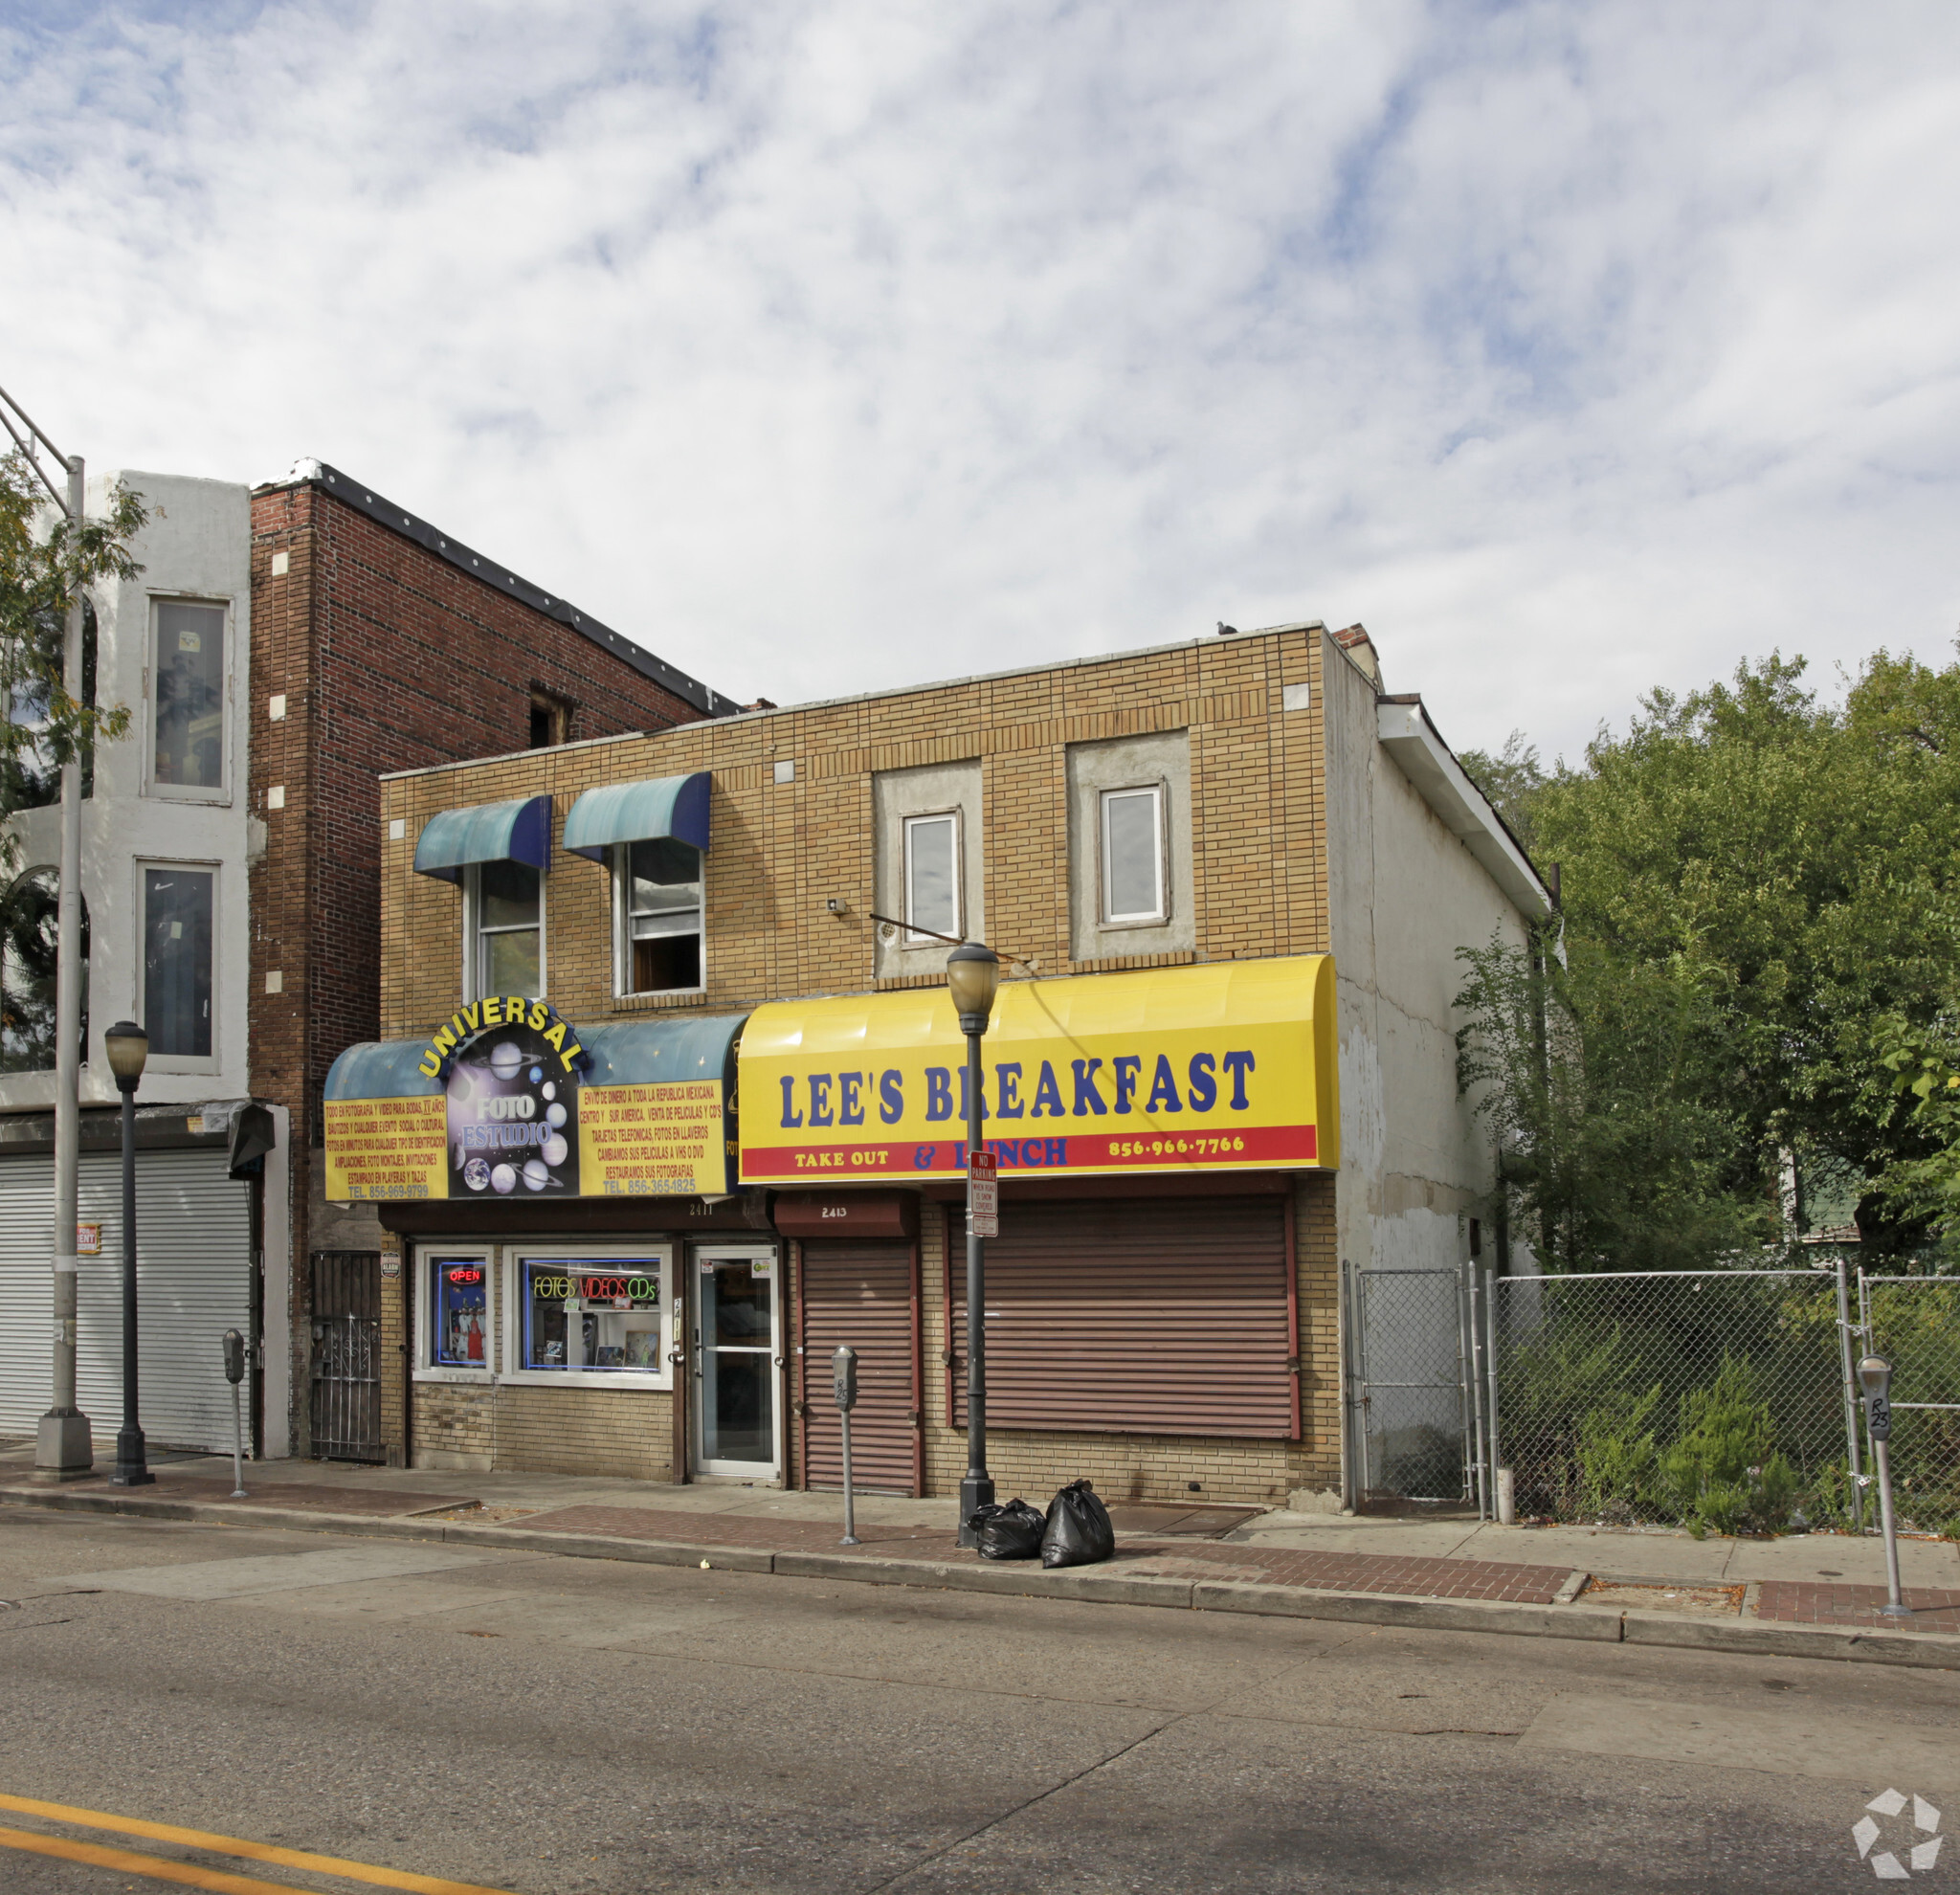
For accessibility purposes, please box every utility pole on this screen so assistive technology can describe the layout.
[42,450,90,1477]
[1,385,94,1478]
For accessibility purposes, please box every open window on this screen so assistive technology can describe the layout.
[615,838,702,994]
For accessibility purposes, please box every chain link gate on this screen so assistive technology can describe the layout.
[1343,1262,1475,1505]
[309,1250,384,1462]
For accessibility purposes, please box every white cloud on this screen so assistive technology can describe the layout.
[3,1,1957,754]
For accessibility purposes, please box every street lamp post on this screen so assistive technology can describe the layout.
[104,1021,152,1487]
[947,941,1000,1548]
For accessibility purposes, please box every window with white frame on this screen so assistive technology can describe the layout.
[903,811,961,944]
[151,601,227,793]
[143,864,215,1059]
[506,1249,672,1385]
[1101,784,1168,925]
[466,860,543,1001]
[614,838,702,994]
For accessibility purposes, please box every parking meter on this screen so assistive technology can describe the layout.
[1859,1355,1910,1617]
[1859,1354,1892,1440]
[833,1346,860,1544]
[221,1329,248,1499]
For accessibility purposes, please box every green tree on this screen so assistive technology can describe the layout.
[0,450,145,855]
[1455,933,1775,1272]
[1477,651,1960,1255]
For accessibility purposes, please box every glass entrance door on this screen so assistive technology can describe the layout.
[692,1250,780,1477]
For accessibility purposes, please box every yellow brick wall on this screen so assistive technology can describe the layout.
[381,625,1338,1492]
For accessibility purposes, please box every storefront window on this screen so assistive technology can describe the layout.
[521,1258,663,1372]
[429,1257,489,1368]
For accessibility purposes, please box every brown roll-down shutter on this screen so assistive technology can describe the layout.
[947,1195,1294,1438]
[801,1238,921,1494]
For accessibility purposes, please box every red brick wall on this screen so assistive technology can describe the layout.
[248,478,713,1450]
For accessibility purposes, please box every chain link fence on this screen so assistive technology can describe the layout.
[1860,1275,1960,1535]
[1486,1268,1859,1534]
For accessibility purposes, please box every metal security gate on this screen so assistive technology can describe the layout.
[310,1251,383,1461]
[0,1147,253,1452]
[1344,1262,1473,1504]
[799,1237,920,1494]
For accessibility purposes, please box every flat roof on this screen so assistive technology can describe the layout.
[379,617,1326,782]
[255,459,738,719]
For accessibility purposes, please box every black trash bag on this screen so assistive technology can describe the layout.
[968,1498,1046,1561]
[1040,1479,1115,1568]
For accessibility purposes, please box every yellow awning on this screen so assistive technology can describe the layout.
[737,954,1337,1184]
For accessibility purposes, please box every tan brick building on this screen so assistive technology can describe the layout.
[328,618,1548,1509]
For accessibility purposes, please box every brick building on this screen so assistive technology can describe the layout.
[247,460,734,1457]
[324,618,1549,1509]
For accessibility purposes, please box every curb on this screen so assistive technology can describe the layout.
[4,1484,1955,1669]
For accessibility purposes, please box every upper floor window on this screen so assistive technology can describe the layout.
[144,864,214,1059]
[903,811,961,944]
[1101,784,1168,925]
[615,839,702,993]
[528,689,571,749]
[467,860,543,1000]
[152,600,226,793]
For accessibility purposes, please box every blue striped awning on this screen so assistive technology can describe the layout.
[412,794,552,882]
[562,771,710,862]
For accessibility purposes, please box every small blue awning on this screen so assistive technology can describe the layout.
[562,771,710,862]
[412,795,552,882]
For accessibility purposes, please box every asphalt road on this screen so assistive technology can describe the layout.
[0,1509,1953,1894]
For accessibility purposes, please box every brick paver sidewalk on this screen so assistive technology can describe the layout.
[511,1505,1576,1605]
[1755,1580,1960,1635]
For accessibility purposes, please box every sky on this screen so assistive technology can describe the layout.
[3,1,1958,760]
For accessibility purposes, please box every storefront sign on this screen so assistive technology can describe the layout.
[738,955,1339,1184]
[324,998,731,1200]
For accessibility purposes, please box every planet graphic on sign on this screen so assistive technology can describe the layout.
[489,1041,523,1081]
[542,1081,556,1101]
[523,1157,550,1191]
[546,1103,567,1127]
[490,1163,517,1193]
[542,1133,568,1167]
[463,1157,491,1192]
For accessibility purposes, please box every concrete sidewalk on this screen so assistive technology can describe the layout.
[2,1444,1955,1664]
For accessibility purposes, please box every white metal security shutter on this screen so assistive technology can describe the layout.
[0,1148,252,1452]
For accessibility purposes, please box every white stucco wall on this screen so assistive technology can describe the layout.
[1322,633,1535,1282]
[0,470,255,1112]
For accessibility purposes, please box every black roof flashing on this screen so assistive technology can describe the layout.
[258,459,735,718]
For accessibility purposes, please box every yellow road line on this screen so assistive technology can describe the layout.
[0,1794,515,1895]
[0,1822,317,1894]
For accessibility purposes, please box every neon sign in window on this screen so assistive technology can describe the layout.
[522,1259,663,1372]
[431,1257,487,1367]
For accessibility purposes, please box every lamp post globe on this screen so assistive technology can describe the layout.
[105,1020,153,1486]
[103,1020,148,1089]
[947,942,1001,1546]
[946,940,999,1034]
